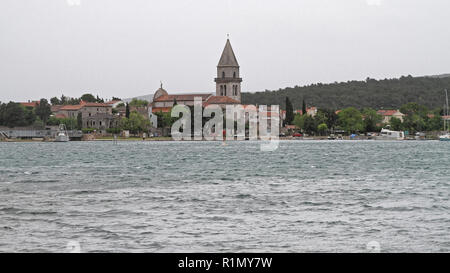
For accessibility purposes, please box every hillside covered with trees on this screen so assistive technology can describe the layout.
[242,75,450,110]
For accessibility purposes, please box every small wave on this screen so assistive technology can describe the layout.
[14,179,60,184]
[235,193,252,199]
[68,190,105,195]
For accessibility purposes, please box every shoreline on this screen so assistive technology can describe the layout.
[0,137,441,143]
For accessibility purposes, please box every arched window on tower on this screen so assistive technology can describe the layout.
[220,85,223,96]
[233,72,236,78]
[222,71,225,78]
[224,85,227,96]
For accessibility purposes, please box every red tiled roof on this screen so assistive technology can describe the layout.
[377,110,401,116]
[259,111,280,117]
[82,102,111,107]
[20,101,39,107]
[59,104,83,110]
[152,107,172,113]
[54,113,67,119]
[51,105,63,112]
[442,115,450,120]
[105,100,121,105]
[153,94,211,102]
[203,96,240,106]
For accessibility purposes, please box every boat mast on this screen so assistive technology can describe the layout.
[446,89,449,132]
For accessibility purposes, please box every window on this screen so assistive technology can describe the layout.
[232,85,238,96]
[220,86,223,96]
[233,72,236,78]
[222,71,225,78]
[224,85,227,95]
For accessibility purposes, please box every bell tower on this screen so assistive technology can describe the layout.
[214,39,242,102]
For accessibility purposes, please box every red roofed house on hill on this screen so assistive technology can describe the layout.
[377,109,405,123]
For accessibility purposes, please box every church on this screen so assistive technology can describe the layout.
[150,39,243,113]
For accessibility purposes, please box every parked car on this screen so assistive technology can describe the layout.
[293,133,303,137]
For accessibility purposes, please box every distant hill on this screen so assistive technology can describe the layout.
[426,73,450,79]
[122,94,154,103]
[242,75,450,110]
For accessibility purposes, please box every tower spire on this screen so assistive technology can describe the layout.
[215,38,242,102]
[218,38,239,67]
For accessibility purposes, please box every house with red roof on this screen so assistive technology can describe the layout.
[376,109,405,123]
[53,100,117,134]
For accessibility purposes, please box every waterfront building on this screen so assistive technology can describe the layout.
[377,109,405,123]
[54,100,117,134]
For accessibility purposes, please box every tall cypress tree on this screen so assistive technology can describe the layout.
[77,112,83,130]
[285,97,294,125]
[125,103,130,119]
[302,99,307,116]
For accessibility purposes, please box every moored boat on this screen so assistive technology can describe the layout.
[376,127,405,140]
[55,124,69,142]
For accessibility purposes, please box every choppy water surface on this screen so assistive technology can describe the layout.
[0,140,449,252]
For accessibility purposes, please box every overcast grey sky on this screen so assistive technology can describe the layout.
[0,0,449,102]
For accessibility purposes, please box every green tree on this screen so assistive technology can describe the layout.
[77,112,83,130]
[317,123,328,136]
[389,117,403,131]
[362,108,382,132]
[1,102,27,127]
[120,112,150,135]
[427,115,443,131]
[60,95,67,105]
[129,98,149,107]
[303,115,316,134]
[80,93,97,102]
[35,99,52,125]
[50,97,61,105]
[338,107,364,133]
[302,99,307,116]
[96,95,104,103]
[285,97,294,125]
[293,114,304,130]
[125,103,130,118]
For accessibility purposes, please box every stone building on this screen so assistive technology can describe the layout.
[54,101,118,134]
[150,39,243,114]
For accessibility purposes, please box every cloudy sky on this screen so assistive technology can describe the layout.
[0,0,449,102]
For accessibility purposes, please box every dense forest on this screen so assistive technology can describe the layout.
[242,75,450,110]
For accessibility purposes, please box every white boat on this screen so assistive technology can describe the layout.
[376,127,405,140]
[439,89,449,142]
[439,133,450,141]
[55,124,69,142]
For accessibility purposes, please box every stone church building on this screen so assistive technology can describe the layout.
[151,39,242,113]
